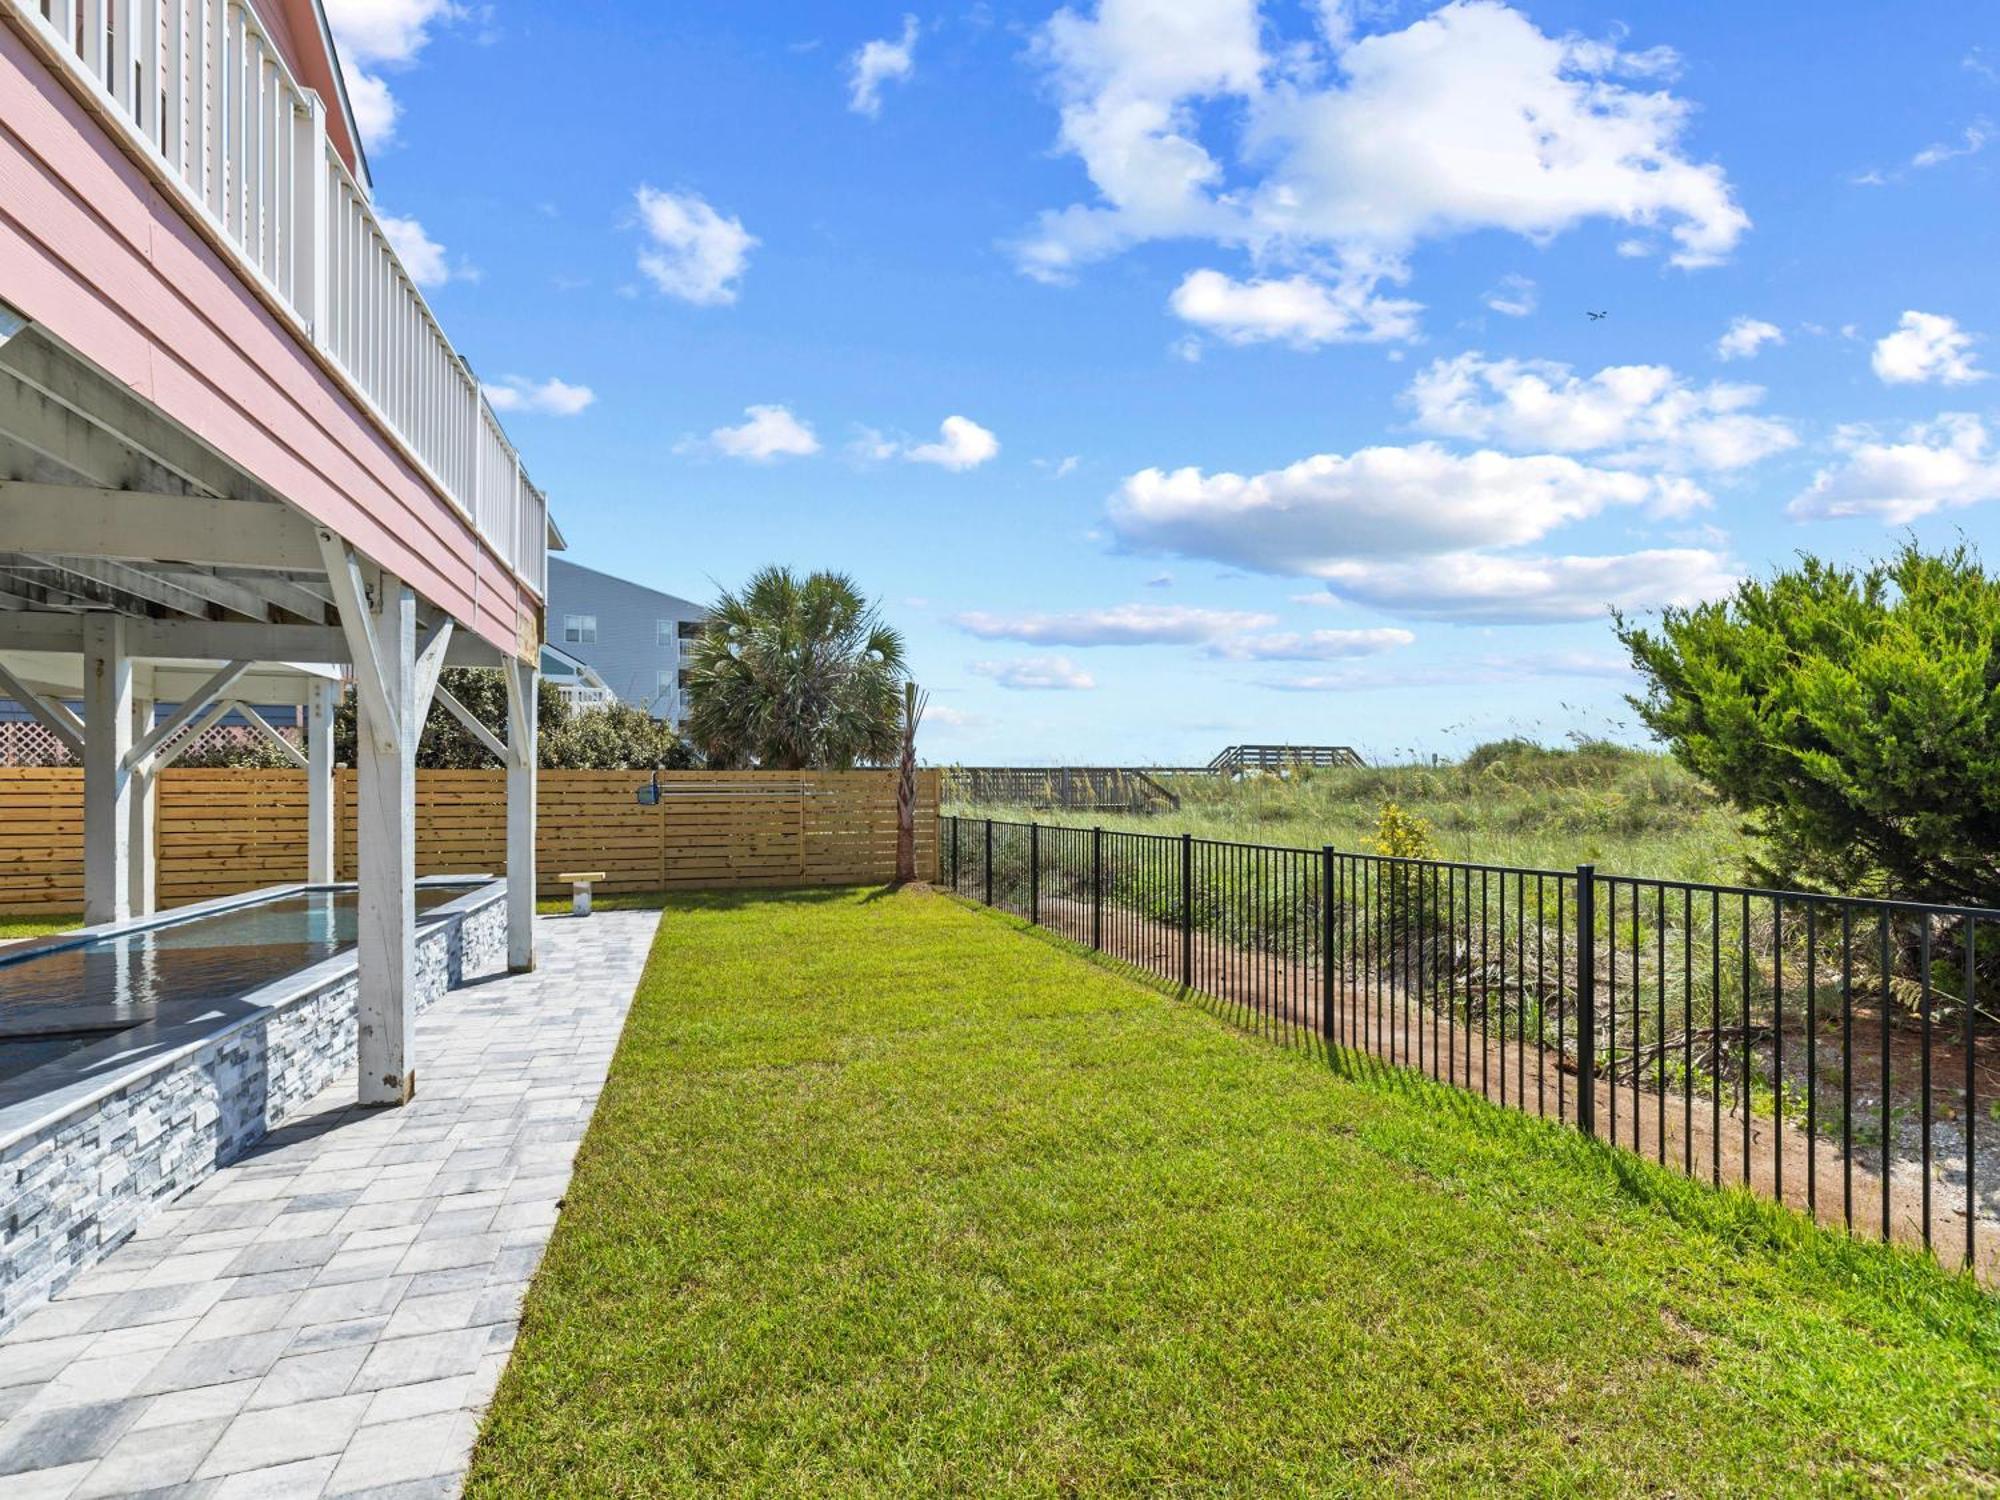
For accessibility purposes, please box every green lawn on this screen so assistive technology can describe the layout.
[468,888,2000,1497]
[0,914,76,942]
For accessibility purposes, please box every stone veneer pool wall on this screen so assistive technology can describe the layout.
[0,880,507,1332]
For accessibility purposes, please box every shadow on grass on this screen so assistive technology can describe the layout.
[944,891,2000,1343]
[538,885,895,918]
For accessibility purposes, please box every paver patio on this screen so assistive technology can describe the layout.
[0,907,659,1499]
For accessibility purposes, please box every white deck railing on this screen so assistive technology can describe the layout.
[551,680,616,714]
[16,0,549,597]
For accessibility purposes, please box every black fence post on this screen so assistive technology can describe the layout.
[1180,833,1193,989]
[1575,864,1596,1139]
[949,816,959,891]
[1322,845,1336,1046]
[1029,822,1040,926]
[984,819,994,908]
[1091,826,1102,950]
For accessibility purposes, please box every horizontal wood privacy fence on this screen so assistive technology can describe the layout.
[0,769,940,912]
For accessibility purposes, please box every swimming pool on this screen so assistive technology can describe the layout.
[0,877,508,1333]
[0,882,479,1083]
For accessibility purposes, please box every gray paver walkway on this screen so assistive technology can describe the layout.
[0,908,660,1499]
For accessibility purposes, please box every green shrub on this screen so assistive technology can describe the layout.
[1373,802,1439,860]
[1619,542,2000,905]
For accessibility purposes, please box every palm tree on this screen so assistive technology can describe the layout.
[683,567,908,769]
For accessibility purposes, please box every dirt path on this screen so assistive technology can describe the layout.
[1026,893,1999,1282]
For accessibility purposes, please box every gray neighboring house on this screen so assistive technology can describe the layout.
[544,557,708,725]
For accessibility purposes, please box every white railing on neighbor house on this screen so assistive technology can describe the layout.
[13,0,549,598]
[552,680,616,714]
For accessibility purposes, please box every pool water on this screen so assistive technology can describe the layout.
[0,885,473,1084]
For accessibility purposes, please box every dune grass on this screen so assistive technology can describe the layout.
[957,739,1755,883]
[467,886,1998,1497]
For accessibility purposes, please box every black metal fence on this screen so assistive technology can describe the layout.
[941,815,1998,1279]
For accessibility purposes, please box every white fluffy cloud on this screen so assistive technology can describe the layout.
[483,376,596,418]
[849,15,918,117]
[1169,269,1419,347]
[953,603,1277,646]
[1305,549,1738,622]
[323,0,462,151]
[634,187,757,306]
[1482,274,1537,318]
[1404,353,1796,471]
[1109,444,1703,577]
[971,655,1097,690]
[1788,414,2000,524]
[1871,311,1986,386]
[1206,627,1415,661]
[1021,0,1746,335]
[342,70,398,150]
[690,405,821,462]
[1104,415,1738,622]
[378,213,453,287]
[906,416,1000,471]
[1715,316,1783,361]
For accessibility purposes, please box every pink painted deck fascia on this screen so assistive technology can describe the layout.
[0,20,536,657]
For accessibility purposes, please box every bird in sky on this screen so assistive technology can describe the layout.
[1587,310,1608,321]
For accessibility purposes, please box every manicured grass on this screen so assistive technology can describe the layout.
[0,914,76,942]
[468,888,2000,1496]
[535,891,672,916]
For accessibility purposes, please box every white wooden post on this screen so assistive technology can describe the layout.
[294,91,330,346]
[356,575,418,1106]
[129,692,156,917]
[505,659,537,972]
[83,613,133,925]
[306,677,337,883]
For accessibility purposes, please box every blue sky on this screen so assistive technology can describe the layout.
[329,0,2000,764]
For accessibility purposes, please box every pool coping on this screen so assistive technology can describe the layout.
[0,877,502,1154]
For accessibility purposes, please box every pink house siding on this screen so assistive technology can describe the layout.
[0,21,535,656]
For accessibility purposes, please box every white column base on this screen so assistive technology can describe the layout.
[505,661,537,972]
[307,679,337,884]
[82,614,133,926]
[128,696,155,918]
[355,581,418,1108]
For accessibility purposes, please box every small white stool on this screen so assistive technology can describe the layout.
[556,871,606,916]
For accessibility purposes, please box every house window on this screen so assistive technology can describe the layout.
[656,669,675,698]
[563,614,597,646]
[656,619,674,646]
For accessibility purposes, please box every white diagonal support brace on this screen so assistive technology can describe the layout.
[0,659,85,759]
[126,659,253,770]
[414,619,453,726]
[433,683,507,764]
[148,698,240,773]
[317,529,396,751]
[235,703,309,769]
[503,661,534,770]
